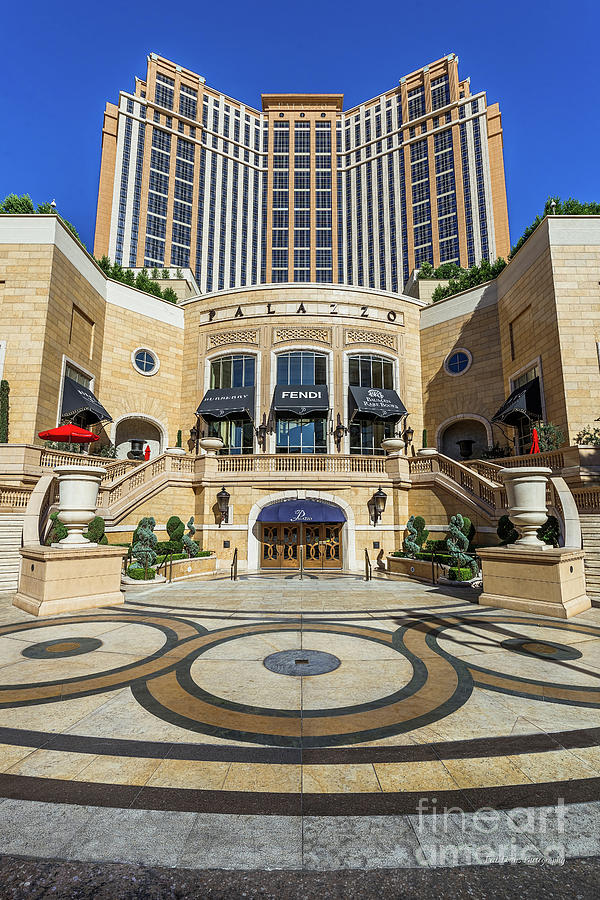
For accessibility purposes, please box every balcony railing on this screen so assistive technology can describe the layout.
[217,454,387,475]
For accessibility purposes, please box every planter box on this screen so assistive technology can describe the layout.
[159,554,217,581]
[387,554,441,581]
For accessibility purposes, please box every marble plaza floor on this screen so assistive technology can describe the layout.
[0,573,599,871]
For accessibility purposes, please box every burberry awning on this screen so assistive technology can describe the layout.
[196,387,255,421]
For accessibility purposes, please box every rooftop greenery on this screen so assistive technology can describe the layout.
[0,193,82,244]
[95,256,179,303]
[418,196,600,302]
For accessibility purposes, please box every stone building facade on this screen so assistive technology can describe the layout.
[1,214,599,572]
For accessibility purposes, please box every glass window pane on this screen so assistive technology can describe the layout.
[383,361,393,390]
[372,358,383,389]
[245,356,255,387]
[302,352,315,386]
[210,360,220,389]
[314,355,327,385]
[360,357,371,387]
[289,353,302,385]
[349,357,359,386]
[222,357,232,388]
[232,357,243,387]
[277,354,288,385]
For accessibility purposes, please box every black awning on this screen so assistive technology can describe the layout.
[491,377,542,427]
[271,385,329,417]
[196,387,255,421]
[61,376,113,424]
[348,386,408,422]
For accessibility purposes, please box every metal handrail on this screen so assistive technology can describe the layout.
[156,551,174,583]
[299,545,304,581]
[364,548,372,582]
[231,547,238,581]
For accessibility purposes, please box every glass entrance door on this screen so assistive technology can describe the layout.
[261,524,342,570]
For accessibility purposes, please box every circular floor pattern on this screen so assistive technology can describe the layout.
[263,649,341,676]
[21,637,103,660]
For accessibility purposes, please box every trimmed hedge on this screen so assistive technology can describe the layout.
[0,380,9,443]
[126,566,156,580]
[448,567,475,581]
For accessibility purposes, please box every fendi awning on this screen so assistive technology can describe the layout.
[61,376,113,425]
[491,377,542,427]
[348,386,407,422]
[196,387,255,421]
[271,385,329,417]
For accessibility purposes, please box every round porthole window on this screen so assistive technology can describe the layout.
[132,348,160,376]
[444,349,472,376]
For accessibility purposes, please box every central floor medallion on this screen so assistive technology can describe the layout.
[263,649,341,676]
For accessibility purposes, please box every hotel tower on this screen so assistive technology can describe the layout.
[94,52,510,292]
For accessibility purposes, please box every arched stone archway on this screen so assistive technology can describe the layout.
[113,415,166,460]
[437,415,491,461]
[247,490,356,573]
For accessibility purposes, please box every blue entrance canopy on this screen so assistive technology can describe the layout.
[257,499,346,523]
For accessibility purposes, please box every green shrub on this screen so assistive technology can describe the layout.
[176,429,183,448]
[424,539,447,553]
[182,533,199,557]
[402,516,420,557]
[126,566,156,580]
[0,380,9,443]
[45,510,68,545]
[155,553,186,564]
[509,197,600,260]
[448,567,474,581]
[497,515,518,545]
[198,549,212,557]
[431,257,507,302]
[132,516,156,546]
[156,540,183,554]
[166,516,185,543]
[576,426,600,446]
[132,517,157,570]
[537,423,565,452]
[538,515,560,547]
[84,516,108,544]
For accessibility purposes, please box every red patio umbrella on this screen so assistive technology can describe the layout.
[38,424,99,443]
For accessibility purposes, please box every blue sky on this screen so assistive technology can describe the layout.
[1,0,598,254]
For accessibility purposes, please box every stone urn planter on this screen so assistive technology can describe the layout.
[381,437,405,457]
[52,464,106,548]
[499,466,552,549]
[199,437,224,456]
[166,447,186,456]
[417,448,438,457]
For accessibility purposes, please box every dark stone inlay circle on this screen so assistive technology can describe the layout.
[501,637,582,661]
[263,649,341,677]
[21,637,103,660]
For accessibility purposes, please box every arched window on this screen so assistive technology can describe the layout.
[349,354,395,455]
[275,351,328,454]
[207,354,256,454]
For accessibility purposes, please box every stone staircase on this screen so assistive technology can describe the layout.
[0,515,24,593]
[580,514,600,602]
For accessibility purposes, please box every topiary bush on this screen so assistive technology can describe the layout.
[447,514,476,575]
[155,540,182,555]
[132,517,157,572]
[84,516,108,544]
[182,516,199,557]
[402,516,420,558]
[166,515,185,543]
[413,516,429,550]
[0,380,9,443]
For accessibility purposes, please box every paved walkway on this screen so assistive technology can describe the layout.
[0,574,599,871]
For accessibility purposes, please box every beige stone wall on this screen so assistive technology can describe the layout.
[100,303,184,449]
[420,293,505,452]
[0,242,107,443]
[550,241,600,441]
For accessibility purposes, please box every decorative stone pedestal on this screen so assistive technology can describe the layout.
[478,546,591,619]
[13,545,128,617]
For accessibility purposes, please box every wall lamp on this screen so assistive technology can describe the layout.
[190,418,202,455]
[255,413,269,452]
[403,425,414,447]
[216,485,230,527]
[333,413,347,452]
[369,486,387,527]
